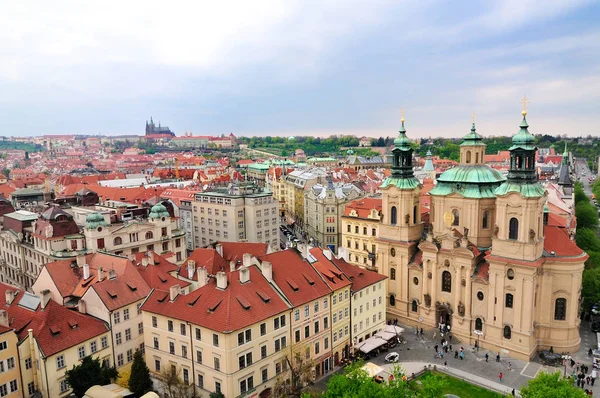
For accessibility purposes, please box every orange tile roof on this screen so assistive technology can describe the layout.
[142,266,290,332]
[180,249,229,279]
[544,225,585,258]
[343,198,382,219]
[219,242,269,262]
[308,248,352,291]
[330,255,386,291]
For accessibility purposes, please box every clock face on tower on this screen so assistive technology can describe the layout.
[443,212,455,227]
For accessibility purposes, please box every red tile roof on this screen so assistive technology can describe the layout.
[0,283,109,357]
[308,248,352,291]
[219,242,269,262]
[330,255,386,291]
[142,266,289,332]
[544,225,585,258]
[259,250,331,306]
[343,198,382,219]
[179,249,229,279]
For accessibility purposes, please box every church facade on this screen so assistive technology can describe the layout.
[377,109,586,360]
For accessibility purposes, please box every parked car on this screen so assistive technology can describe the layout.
[592,322,600,333]
[385,352,400,363]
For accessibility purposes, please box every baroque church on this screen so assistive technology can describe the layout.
[377,107,586,360]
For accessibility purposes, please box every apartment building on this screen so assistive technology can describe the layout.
[304,180,362,252]
[340,197,382,269]
[161,189,198,252]
[191,183,279,249]
[0,284,112,398]
[282,170,326,228]
[0,322,21,398]
[331,250,387,344]
[142,265,291,398]
[307,248,352,365]
[32,252,151,371]
[256,250,334,378]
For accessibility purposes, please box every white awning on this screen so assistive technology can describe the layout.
[357,336,387,353]
[374,330,397,341]
[361,362,385,377]
[384,324,405,334]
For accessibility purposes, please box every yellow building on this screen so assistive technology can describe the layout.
[341,198,382,269]
[0,284,112,398]
[142,265,291,398]
[0,326,21,397]
[377,111,587,360]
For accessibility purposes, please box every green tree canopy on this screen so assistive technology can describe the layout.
[576,228,600,253]
[582,267,600,310]
[129,349,153,396]
[65,356,118,397]
[519,371,587,398]
[575,201,599,230]
[323,361,412,398]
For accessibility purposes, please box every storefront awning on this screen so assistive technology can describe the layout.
[357,336,387,354]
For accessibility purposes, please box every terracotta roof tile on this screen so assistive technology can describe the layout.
[308,248,352,290]
[329,255,386,291]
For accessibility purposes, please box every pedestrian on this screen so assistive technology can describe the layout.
[445,345,449,353]
[455,350,459,359]
[434,344,439,353]
[485,353,489,362]
[460,351,464,360]
[508,362,512,371]
[499,372,503,383]
[449,334,452,342]
[440,351,444,359]
[433,331,436,339]
[512,389,515,396]
[588,376,591,385]
[420,328,423,335]
[496,353,501,362]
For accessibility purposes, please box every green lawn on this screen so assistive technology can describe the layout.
[411,371,504,398]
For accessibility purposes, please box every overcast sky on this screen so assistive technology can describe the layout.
[0,0,598,138]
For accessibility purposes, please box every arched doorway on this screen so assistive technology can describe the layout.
[260,388,272,398]
[344,344,349,359]
[436,302,453,328]
[334,351,339,365]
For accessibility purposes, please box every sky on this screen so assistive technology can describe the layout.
[0,0,599,138]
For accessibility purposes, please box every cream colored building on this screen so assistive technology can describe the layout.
[341,198,382,269]
[0,326,21,397]
[377,114,587,360]
[142,266,291,398]
[282,170,326,228]
[191,184,279,249]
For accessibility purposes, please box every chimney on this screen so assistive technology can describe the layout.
[169,285,180,302]
[216,271,227,290]
[5,290,14,305]
[76,254,85,267]
[83,263,90,280]
[242,253,252,267]
[146,250,153,258]
[215,243,223,257]
[108,269,117,280]
[78,299,86,314]
[230,261,236,272]
[197,267,208,288]
[0,310,8,327]
[141,257,149,267]
[98,267,104,282]
[261,261,272,282]
[187,260,196,280]
[40,289,51,310]
[239,266,250,284]
[323,249,332,261]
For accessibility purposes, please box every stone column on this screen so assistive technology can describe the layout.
[454,266,461,314]
[465,269,472,319]
[522,277,534,334]
[514,277,523,331]
[431,262,438,315]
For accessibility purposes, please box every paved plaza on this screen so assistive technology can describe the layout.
[314,320,600,396]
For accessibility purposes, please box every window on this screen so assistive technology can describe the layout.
[507,268,515,280]
[145,231,154,240]
[305,325,310,338]
[169,341,175,354]
[274,317,280,330]
[113,312,120,324]
[314,320,320,334]
[391,206,397,225]
[240,376,254,394]
[183,368,189,384]
[152,316,158,328]
[389,294,396,307]
[28,382,35,395]
[127,349,134,362]
[116,332,122,345]
[295,329,301,343]
[260,323,266,336]
[411,300,418,312]
[198,374,204,388]
[324,316,328,329]
[555,298,567,320]
[60,380,69,393]
[477,291,484,301]
[505,293,513,308]
[347,224,351,233]
[153,337,159,349]
[56,355,65,369]
[262,368,268,383]
[101,336,108,349]
[180,323,186,336]
[155,359,161,372]
[114,237,122,246]
[315,342,320,355]
[238,329,252,345]
[504,325,512,339]
[324,297,328,308]
[390,268,396,280]
[442,271,452,293]
[261,344,267,359]
[314,301,319,312]
[168,320,174,332]
[482,211,490,229]
[213,334,219,347]
[214,357,220,371]
[125,328,131,341]
[196,328,202,341]
[123,308,130,320]
[238,352,253,369]
[78,346,86,359]
[452,209,459,226]
[138,322,144,335]
[25,358,32,370]
[475,318,483,331]
[509,218,519,240]
[6,358,14,370]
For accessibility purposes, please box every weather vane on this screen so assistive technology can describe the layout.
[521,95,529,116]
[472,112,476,123]
[401,108,405,123]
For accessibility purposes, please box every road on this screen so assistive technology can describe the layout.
[574,158,594,196]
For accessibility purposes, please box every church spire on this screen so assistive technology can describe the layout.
[391,110,414,178]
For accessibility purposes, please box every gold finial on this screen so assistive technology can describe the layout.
[521,95,529,116]
[401,108,405,123]
[472,112,476,124]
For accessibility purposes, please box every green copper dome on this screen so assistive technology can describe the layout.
[510,115,536,150]
[149,203,170,219]
[85,212,108,230]
[460,123,485,146]
[429,165,506,198]
[393,121,412,149]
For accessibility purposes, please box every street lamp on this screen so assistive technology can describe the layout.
[473,330,484,352]
[562,354,572,377]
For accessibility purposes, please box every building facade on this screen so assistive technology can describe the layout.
[377,112,587,360]
[341,198,382,269]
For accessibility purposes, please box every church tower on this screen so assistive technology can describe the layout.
[377,113,423,320]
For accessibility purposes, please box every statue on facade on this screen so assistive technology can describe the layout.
[494,224,499,237]
[424,293,431,307]
[457,301,465,317]
[529,229,536,241]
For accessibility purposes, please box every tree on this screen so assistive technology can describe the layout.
[574,184,588,205]
[157,366,193,398]
[65,356,118,397]
[418,372,448,398]
[576,228,600,253]
[209,392,225,398]
[575,202,598,230]
[129,349,153,396]
[519,371,587,398]
[582,267,600,310]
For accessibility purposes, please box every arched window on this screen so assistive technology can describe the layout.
[482,211,489,229]
[442,271,452,293]
[145,231,154,240]
[555,298,567,320]
[475,318,483,331]
[113,237,122,246]
[390,268,396,281]
[389,295,396,307]
[475,152,479,163]
[509,218,519,240]
[411,300,418,312]
[466,151,471,164]
[391,206,397,225]
[452,209,459,226]
[503,325,512,339]
[505,293,513,308]
[413,205,417,224]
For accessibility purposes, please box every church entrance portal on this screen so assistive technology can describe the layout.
[436,303,453,329]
